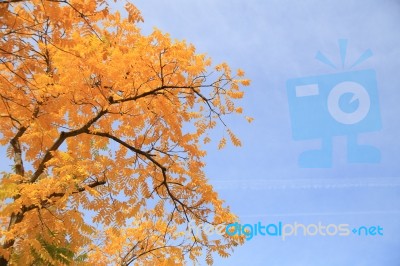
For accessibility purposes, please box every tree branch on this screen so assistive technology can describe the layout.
[30,109,107,183]
[24,180,107,212]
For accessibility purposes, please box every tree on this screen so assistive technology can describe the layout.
[0,0,250,264]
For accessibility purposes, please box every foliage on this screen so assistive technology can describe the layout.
[0,0,250,264]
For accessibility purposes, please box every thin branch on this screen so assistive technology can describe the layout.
[23,180,107,212]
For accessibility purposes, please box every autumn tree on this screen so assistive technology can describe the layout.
[0,0,250,265]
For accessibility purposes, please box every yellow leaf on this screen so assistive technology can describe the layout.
[245,116,254,123]
[218,137,227,149]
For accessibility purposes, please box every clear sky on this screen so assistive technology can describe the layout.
[1,1,399,265]
[133,0,400,265]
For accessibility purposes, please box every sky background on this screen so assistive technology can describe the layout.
[132,1,400,265]
[1,0,399,265]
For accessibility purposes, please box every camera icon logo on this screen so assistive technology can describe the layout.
[286,40,382,168]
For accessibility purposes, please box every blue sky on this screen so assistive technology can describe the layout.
[133,0,400,265]
[1,0,399,265]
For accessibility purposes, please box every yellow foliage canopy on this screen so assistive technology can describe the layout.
[0,0,250,265]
